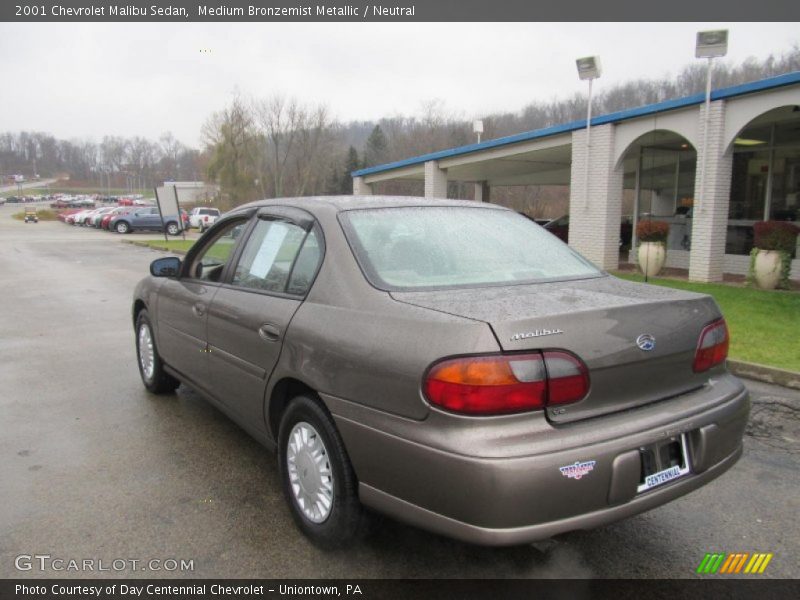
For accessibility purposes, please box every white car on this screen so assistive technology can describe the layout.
[188,207,221,232]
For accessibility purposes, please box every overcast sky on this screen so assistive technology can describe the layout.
[1,22,797,147]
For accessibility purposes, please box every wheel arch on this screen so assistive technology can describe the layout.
[132,299,147,329]
[267,377,322,441]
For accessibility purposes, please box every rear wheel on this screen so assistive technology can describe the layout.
[135,309,179,394]
[115,221,130,234]
[278,395,364,548]
[166,221,180,236]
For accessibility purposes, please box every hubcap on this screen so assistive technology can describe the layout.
[138,324,155,381]
[286,422,334,523]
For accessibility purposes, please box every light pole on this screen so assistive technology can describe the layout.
[473,120,484,144]
[695,30,728,214]
[576,56,602,208]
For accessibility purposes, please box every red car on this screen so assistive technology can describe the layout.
[57,209,82,224]
[102,207,133,230]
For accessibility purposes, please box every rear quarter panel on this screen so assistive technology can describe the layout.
[267,206,500,424]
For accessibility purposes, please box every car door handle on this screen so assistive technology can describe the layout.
[258,324,281,342]
[192,303,206,317]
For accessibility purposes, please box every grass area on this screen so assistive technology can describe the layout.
[11,209,59,221]
[615,273,800,372]
[140,240,196,253]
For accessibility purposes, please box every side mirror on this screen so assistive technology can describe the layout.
[150,257,181,278]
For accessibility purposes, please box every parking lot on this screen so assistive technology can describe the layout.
[0,202,798,579]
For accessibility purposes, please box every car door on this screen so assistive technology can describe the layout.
[205,207,323,427]
[143,207,163,230]
[155,218,250,389]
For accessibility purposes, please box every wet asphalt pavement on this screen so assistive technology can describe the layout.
[1,205,798,579]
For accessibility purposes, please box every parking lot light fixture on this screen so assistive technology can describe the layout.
[576,56,601,208]
[473,120,484,143]
[696,30,728,214]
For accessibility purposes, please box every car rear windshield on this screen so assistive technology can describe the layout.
[341,206,602,290]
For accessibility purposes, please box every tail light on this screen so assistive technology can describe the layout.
[423,351,589,416]
[693,318,729,373]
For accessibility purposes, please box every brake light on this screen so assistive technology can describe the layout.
[423,351,589,416]
[693,319,729,373]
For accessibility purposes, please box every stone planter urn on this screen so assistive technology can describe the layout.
[752,249,782,290]
[637,242,666,277]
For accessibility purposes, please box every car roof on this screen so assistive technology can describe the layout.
[229,195,510,218]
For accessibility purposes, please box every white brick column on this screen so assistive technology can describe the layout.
[424,160,448,199]
[689,101,732,282]
[473,181,490,202]
[352,176,372,196]
[568,124,623,270]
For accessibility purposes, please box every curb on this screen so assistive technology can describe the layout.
[728,360,800,390]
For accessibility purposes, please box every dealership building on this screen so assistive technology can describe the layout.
[352,72,800,282]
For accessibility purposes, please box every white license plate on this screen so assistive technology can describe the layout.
[636,434,691,493]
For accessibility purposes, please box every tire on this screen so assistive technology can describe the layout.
[199,223,206,233]
[135,309,179,394]
[278,395,364,548]
[166,221,180,236]
[116,221,130,234]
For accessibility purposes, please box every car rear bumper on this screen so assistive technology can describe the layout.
[327,373,749,546]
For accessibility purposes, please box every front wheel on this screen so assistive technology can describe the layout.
[115,221,130,234]
[278,395,364,548]
[135,309,179,394]
[166,221,180,236]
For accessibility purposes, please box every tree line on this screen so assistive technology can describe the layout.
[0,131,202,191]
[2,44,797,208]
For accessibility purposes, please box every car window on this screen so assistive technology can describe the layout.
[189,220,248,282]
[286,229,322,295]
[341,207,601,290]
[231,219,310,293]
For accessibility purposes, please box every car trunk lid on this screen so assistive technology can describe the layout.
[392,275,722,423]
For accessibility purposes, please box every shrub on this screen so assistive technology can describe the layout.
[636,220,670,244]
[753,220,799,253]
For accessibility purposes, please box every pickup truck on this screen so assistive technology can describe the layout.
[188,207,221,232]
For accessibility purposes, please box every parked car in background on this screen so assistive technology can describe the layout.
[110,206,183,235]
[101,207,132,230]
[67,209,94,225]
[188,207,221,232]
[57,209,82,223]
[544,214,634,249]
[88,206,117,228]
[132,196,748,548]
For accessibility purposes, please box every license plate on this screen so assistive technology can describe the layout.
[637,434,691,493]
